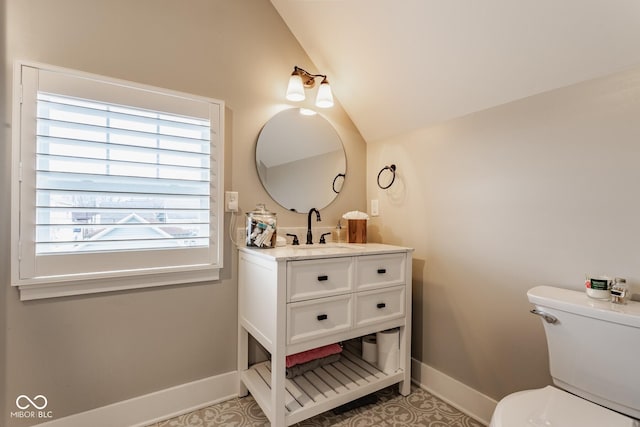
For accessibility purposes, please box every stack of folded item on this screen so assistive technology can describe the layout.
[285,343,342,379]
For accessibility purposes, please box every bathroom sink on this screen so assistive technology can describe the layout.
[290,243,364,254]
[294,243,362,249]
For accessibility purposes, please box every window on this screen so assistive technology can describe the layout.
[12,62,224,300]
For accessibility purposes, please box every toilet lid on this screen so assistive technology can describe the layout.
[492,386,634,427]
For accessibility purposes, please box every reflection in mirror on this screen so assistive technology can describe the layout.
[256,108,346,212]
[332,173,345,194]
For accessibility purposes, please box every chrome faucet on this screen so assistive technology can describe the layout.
[306,208,321,244]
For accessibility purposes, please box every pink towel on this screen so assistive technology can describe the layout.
[286,343,342,368]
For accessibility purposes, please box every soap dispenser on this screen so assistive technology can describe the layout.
[332,221,345,243]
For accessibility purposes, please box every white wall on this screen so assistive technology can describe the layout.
[367,65,640,400]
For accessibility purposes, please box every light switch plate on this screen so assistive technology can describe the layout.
[371,199,379,216]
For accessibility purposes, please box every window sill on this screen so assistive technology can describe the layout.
[14,267,220,301]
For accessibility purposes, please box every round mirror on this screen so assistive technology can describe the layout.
[256,108,346,213]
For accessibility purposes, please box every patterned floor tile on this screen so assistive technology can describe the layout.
[152,386,485,427]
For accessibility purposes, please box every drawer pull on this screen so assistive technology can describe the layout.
[317,314,328,321]
[317,275,329,281]
[377,268,387,274]
[376,302,386,309]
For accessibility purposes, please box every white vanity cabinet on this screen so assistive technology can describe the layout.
[238,243,413,426]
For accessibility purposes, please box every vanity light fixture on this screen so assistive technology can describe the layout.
[286,66,334,108]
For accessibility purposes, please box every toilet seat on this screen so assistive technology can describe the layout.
[490,385,635,427]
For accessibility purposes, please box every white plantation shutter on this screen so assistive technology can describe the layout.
[36,93,211,254]
[12,63,224,300]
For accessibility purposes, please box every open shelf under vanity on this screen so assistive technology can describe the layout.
[241,344,405,425]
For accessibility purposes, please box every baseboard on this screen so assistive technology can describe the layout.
[34,371,239,427]
[411,358,497,426]
[30,362,496,427]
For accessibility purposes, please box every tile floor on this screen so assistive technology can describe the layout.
[147,385,485,426]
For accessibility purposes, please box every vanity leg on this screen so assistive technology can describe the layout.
[271,350,286,426]
[398,324,411,396]
[237,326,248,397]
[399,258,413,396]
[271,261,288,426]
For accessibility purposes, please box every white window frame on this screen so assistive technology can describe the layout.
[11,61,225,300]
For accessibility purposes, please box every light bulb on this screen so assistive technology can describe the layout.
[286,74,305,102]
[315,80,334,108]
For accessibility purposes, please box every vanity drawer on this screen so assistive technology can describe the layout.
[287,257,354,302]
[356,253,406,290]
[355,285,405,327]
[287,294,352,344]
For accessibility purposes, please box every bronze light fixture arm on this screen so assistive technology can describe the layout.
[292,66,329,88]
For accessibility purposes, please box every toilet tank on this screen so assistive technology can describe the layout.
[528,286,640,420]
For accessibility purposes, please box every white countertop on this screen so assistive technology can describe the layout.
[237,242,413,261]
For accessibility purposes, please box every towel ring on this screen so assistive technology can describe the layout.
[377,164,396,189]
[332,173,345,193]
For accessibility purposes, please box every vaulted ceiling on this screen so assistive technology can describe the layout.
[272,0,640,143]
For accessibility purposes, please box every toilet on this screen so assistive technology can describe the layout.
[490,285,640,427]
